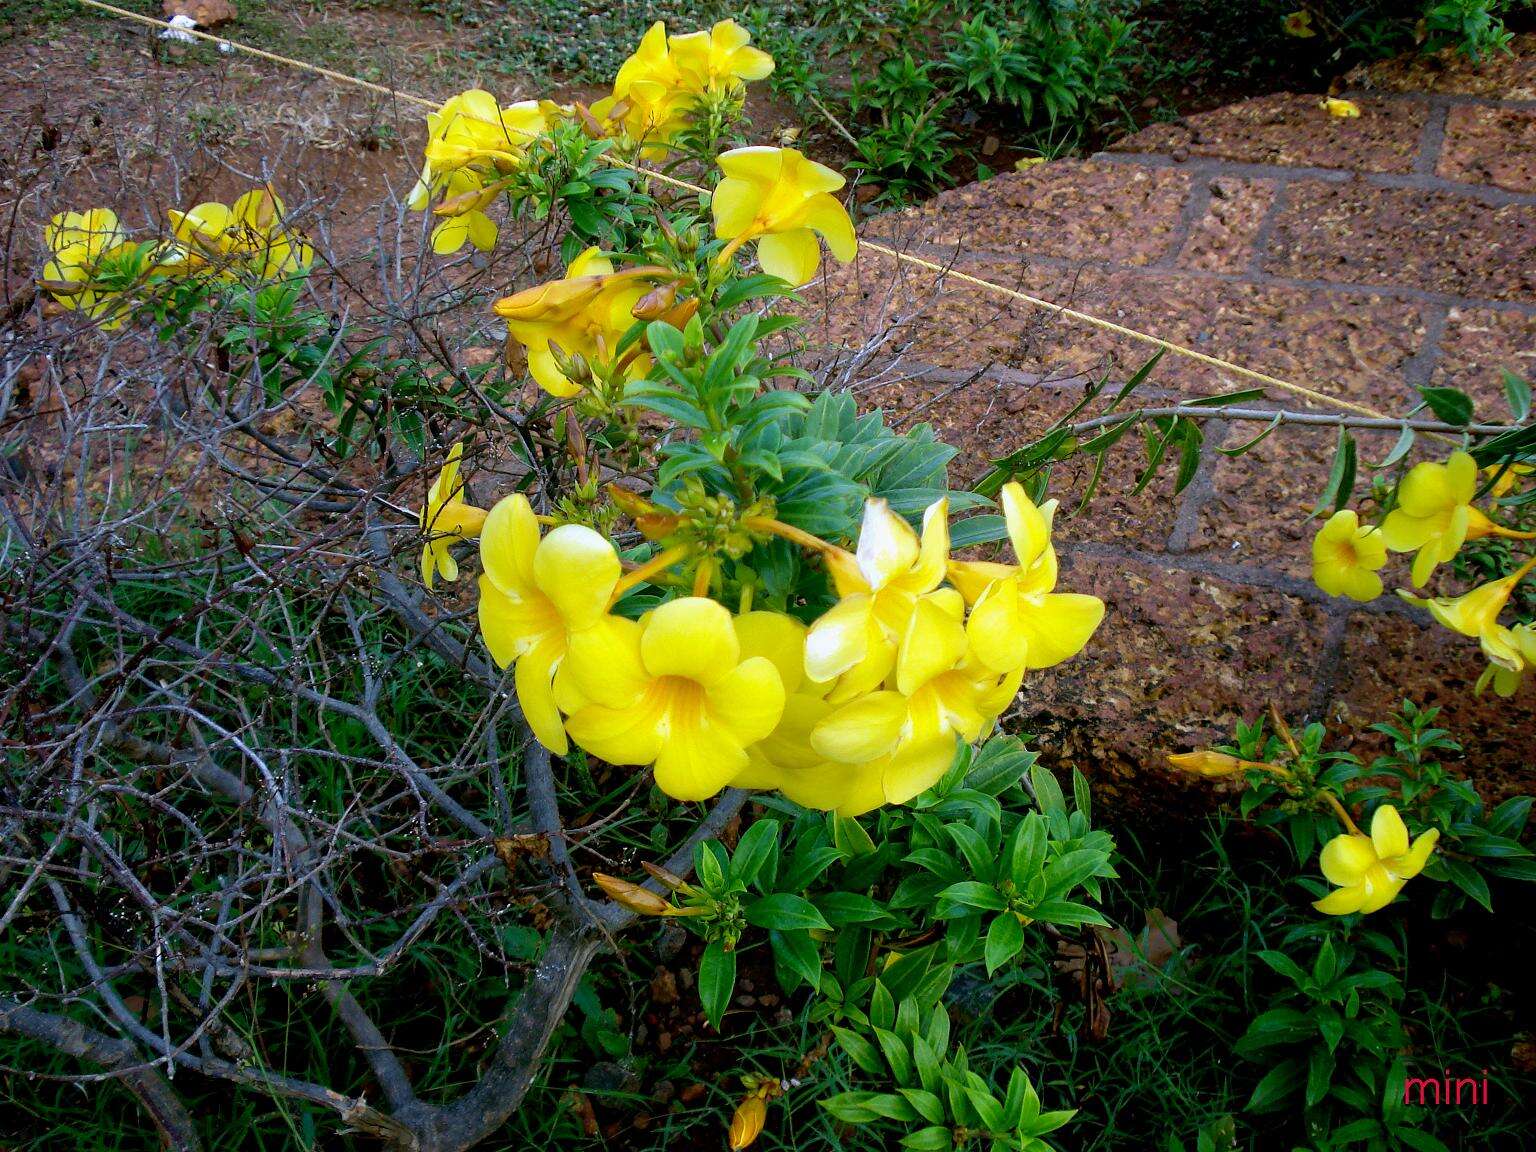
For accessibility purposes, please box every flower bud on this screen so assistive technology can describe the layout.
[432,182,502,217]
[728,1094,767,1150]
[1166,751,1245,778]
[631,281,680,322]
[593,873,674,916]
[641,860,691,892]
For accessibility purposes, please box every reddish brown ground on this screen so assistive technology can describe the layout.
[804,40,1536,808]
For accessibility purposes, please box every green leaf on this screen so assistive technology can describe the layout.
[698,940,736,1030]
[899,1087,946,1125]
[832,813,878,857]
[948,514,1009,548]
[694,839,725,892]
[937,881,1007,912]
[730,818,780,889]
[1502,370,1531,422]
[1305,1046,1335,1108]
[770,929,822,991]
[900,1127,954,1151]
[831,1025,885,1075]
[744,893,830,932]
[965,735,1037,795]
[1008,815,1048,887]
[1368,423,1416,469]
[1418,385,1473,426]
[1245,1059,1304,1112]
[817,891,893,926]
[945,823,997,881]
[1026,899,1107,927]
[874,1026,915,1083]
[1314,425,1357,515]
[984,912,1026,974]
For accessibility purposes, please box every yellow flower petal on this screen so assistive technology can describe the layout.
[881,736,960,806]
[804,594,874,682]
[755,228,821,286]
[1318,833,1376,887]
[532,525,621,629]
[1370,804,1410,860]
[704,656,786,746]
[896,593,968,695]
[810,691,908,763]
[516,632,570,754]
[640,597,740,684]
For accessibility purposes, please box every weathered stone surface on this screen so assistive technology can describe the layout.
[864,161,1192,266]
[1195,424,1402,581]
[1017,551,1331,768]
[1437,104,1536,193]
[813,44,1536,803]
[1176,176,1279,272]
[1111,93,1426,173]
[1329,611,1536,804]
[1261,181,1536,301]
[1350,33,1536,99]
[1431,305,1536,411]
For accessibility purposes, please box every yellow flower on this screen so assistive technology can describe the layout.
[1282,10,1317,37]
[1477,622,1536,697]
[492,247,670,397]
[1311,509,1387,602]
[477,496,630,753]
[590,22,697,158]
[1322,98,1361,118]
[1484,461,1534,499]
[1314,805,1438,915]
[409,91,546,254]
[168,187,312,281]
[419,442,488,589]
[1380,451,1502,587]
[948,482,1105,673]
[563,597,786,801]
[804,497,949,697]
[40,208,139,328]
[670,19,774,93]
[1399,555,1536,645]
[730,607,960,816]
[712,146,858,286]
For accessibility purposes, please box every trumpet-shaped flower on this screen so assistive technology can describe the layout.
[40,208,143,329]
[1477,622,1536,697]
[670,20,774,93]
[478,498,629,753]
[563,597,786,801]
[948,482,1105,673]
[590,22,697,158]
[419,442,488,589]
[168,187,312,281]
[1380,451,1500,587]
[1314,804,1438,915]
[805,498,949,696]
[493,247,670,397]
[1399,556,1536,648]
[712,146,857,287]
[1312,509,1387,602]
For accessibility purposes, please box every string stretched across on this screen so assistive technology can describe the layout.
[70,0,1443,430]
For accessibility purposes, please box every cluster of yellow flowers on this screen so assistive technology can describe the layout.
[41,189,312,326]
[590,19,774,158]
[1311,450,1536,695]
[409,17,855,324]
[407,90,550,254]
[419,457,1104,814]
[486,140,856,400]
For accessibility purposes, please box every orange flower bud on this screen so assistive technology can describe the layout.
[641,860,691,891]
[630,281,679,322]
[728,1094,767,1150]
[592,873,674,916]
